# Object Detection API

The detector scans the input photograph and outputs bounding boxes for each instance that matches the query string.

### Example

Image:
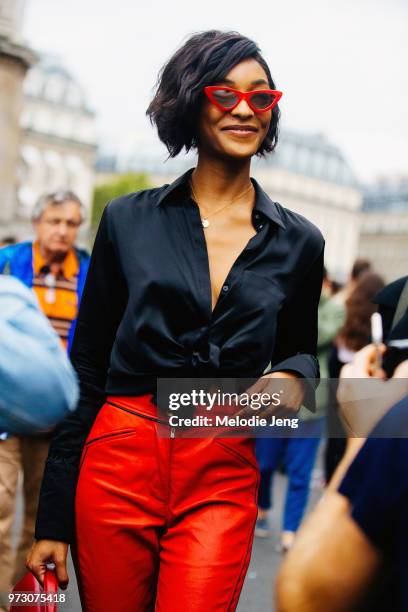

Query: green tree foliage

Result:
[92,172,151,229]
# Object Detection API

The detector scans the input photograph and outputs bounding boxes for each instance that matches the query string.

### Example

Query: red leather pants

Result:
[74,395,259,611]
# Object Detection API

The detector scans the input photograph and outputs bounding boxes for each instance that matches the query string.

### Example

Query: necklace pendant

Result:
[202,218,210,228]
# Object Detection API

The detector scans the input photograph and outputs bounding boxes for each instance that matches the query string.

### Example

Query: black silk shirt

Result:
[35,168,324,543]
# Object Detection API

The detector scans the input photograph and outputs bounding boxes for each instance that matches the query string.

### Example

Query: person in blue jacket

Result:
[0,190,90,353]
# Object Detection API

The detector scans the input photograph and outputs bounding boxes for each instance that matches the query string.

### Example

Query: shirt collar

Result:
[250,177,286,229]
[156,167,286,230]
[32,241,79,279]
[156,168,193,206]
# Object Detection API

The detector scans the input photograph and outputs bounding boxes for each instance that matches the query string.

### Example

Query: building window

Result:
[44,150,64,189]
[311,152,326,179]
[295,146,311,175]
[24,70,44,97]
[327,156,340,182]
[65,155,83,190]
[278,141,294,169]
[55,113,74,139]
[21,144,40,167]
[66,84,83,108]
[34,109,52,133]
[76,117,94,143]
[45,76,65,103]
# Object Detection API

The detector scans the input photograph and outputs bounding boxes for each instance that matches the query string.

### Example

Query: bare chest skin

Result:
[203,207,257,312]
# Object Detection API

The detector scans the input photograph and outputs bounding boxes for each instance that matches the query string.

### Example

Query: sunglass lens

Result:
[249,92,276,110]
[211,89,239,109]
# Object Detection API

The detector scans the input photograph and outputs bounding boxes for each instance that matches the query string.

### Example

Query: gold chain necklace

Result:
[190,180,254,229]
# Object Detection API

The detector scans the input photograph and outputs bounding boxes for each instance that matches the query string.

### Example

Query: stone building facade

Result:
[358,178,408,282]
[0,0,97,241]
[17,55,97,236]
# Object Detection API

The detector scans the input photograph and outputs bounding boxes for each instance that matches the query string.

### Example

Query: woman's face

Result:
[197,58,272,160]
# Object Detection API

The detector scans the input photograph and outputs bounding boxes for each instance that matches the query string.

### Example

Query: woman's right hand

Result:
[26,540,69,589]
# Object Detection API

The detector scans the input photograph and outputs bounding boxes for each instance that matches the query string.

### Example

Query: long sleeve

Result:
[35,205,128,543]
[264,243,325,408]
[0,277,78,435]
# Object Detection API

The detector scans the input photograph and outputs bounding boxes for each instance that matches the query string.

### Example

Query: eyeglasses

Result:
[204,86,282,113]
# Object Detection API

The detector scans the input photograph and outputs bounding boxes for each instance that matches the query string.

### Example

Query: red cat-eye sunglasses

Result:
[204,86,282,113]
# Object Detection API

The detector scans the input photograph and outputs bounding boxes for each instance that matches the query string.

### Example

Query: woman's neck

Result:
[191,154,253,211]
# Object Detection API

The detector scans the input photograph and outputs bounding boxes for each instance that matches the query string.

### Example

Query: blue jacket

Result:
[0,241,90,354]
[0,276,79,435]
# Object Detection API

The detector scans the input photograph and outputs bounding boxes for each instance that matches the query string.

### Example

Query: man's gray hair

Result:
[31,190,86,222]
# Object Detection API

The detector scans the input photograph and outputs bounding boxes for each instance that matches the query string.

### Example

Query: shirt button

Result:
[254,212,260,219]
[222,284,229,292]
[259,224,263,229]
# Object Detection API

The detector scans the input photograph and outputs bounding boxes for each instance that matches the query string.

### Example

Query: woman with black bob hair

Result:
[28,30,324,611]
[147,30,280,157]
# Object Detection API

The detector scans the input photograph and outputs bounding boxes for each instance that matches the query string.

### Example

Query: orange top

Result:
[32,241,79,349]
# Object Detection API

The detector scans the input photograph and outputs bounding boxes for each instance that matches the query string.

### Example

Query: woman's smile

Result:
[221,124,259,137]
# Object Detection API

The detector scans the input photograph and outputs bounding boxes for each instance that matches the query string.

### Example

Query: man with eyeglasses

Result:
[0,190,90,601]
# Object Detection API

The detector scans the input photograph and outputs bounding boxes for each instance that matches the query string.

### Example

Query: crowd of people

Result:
[254,259,391,545]
[0,28,407,612]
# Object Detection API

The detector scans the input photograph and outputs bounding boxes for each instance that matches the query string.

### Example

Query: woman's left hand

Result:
[235,371,304,419]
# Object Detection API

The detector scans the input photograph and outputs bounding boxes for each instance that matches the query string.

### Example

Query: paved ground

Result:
[13,459,324,611]
[238,468,323,612]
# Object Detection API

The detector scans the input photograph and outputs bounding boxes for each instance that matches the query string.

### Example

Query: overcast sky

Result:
[24,0,407,183]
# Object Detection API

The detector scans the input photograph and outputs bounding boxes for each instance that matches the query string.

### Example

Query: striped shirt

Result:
[32,241,79,349]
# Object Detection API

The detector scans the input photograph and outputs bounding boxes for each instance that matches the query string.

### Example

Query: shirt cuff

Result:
[264,354,320,412]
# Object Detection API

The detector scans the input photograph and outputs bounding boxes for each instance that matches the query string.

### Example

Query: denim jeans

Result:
[256,418,323,532]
